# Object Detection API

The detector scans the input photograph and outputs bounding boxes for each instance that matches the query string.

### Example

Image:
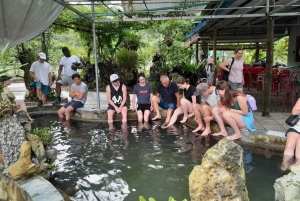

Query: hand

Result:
[242,80,245,85]
[35,79,40,82]
[71,65,77,70]
[132,106,136,111]
[150,105,154,111]
[56,76,61,81]
[49,81,53,87]
[115,107,121,113]
[219,107,226,114]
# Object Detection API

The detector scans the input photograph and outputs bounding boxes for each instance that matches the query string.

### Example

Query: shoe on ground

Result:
[37,101,43,106]
[52,99,61,105]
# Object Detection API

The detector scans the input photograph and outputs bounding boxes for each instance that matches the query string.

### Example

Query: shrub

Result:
[32,126,54,146]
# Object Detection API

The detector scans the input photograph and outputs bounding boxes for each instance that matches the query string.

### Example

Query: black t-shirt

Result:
[157,82,178,103]
[183,85,200,103]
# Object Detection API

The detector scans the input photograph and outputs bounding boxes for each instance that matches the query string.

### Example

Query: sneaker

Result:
[37,101,43,106]
[52,99,61,105]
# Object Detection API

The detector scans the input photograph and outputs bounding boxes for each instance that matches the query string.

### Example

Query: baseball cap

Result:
[38,52,46,60]
[0,75,12,82]
[194,83,209,96]
[110,74,119,82]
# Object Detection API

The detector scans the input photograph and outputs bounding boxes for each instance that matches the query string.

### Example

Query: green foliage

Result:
[123,32,142,51]
[181,59,205,75]
[139,196,187,201]
[47,162,56,170]
[115,48,139,70]
[32,126,54,146]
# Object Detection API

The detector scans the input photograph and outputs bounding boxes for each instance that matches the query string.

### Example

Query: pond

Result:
[32,115,286,201]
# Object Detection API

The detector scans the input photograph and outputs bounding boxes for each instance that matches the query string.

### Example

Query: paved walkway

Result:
[8,82,289,138]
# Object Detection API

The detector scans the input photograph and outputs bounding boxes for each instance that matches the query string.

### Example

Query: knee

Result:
[180,98,187,104]
[212,107,219,115]
[152,95,158,102]
[285,140,296,150]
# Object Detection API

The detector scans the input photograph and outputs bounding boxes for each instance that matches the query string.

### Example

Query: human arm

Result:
[132,94,136,110]
[57,65,63,80]
[175,92,180,107]
[48,72,53,86]
[292,98,300,115]
[120,84,127,108]
[29,71,40,82]
[191,95,197,104]
[219,60,230,72]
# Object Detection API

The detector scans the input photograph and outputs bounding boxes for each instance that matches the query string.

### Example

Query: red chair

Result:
[275,76,298,106]
[246,71,259,91]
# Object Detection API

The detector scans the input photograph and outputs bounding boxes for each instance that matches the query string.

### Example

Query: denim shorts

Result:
[228,80,243,90]
[34,82,49,95]
[63,100,84,111]
[158,99,176,110]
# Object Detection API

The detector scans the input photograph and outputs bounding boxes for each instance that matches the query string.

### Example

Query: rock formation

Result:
[189,138,249,201]
[274,165,300,201]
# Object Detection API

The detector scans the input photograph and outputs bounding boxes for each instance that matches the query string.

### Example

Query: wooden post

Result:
[196,39,199,65]
[262,0,275,116]
[212,28,217,86]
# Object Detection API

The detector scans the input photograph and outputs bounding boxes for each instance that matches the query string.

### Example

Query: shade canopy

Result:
[0,0,63,50]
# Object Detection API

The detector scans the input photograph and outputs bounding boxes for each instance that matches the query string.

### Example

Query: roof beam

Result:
[268,0,300,16]
[52,0,93,22]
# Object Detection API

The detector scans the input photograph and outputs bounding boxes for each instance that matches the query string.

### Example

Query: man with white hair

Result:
[29,52,52,106]
[151,75,180,127]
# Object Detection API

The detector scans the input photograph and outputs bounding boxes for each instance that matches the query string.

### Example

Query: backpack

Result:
[246,94,257,111]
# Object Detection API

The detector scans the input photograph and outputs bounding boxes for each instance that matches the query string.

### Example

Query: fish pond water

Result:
[32,115,286,201]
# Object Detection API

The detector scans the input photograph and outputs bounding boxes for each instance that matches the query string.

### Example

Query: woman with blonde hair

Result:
[212,80,255,140]
[162,77,199,128]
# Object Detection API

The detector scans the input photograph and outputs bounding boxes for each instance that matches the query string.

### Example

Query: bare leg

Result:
[163,107,183,128]
[162,108,174,127]
[137,110,143,122]
[151,96,161,120]
[212,107,228,137]
[36,87,43,101]
[42,94,47,104]
[201,105,213,136]
[15,100,32,121]
[144,110,151,122]
[107,109,115,123]
[57,107,66,119]
[180,98,193,123]
[222,110,246,140]
[65,106,74,120]
[121,106,128,123]
[55,83,62,97]
[192,104,205,133]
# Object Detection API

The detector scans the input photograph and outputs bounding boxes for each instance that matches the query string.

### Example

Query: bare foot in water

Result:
[212,131,228,137]
[152,115,161,121]
[161,122,169,128]
[227,133,242,140]
[180,116,189,123]
[192,125,205,133]
[201,129,211,136]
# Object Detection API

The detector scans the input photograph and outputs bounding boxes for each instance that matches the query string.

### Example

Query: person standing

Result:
[219,48,244,91]
[57,74,88,120]
[151,75,180,127]
[29,52,52,106]
[106,74,127,123]
[52,47,82,105]
[132,73,153,122]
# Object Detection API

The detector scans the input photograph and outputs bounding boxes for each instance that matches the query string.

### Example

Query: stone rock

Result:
[0,154,3,164]
[22,122,32,136]
[0,115,26,168]
[45,148,57,163]
[189,138,249,201]
[15,111,28,123]
[274,165,300,201]
[7,141,45,180]
[27,134,47,164]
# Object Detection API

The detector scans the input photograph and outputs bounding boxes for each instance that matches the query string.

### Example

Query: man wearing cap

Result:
[106,74,127,123]
[0,75,32,121]
[29,52,52,106]
[151,75,180,127]
[132,73,153,122]
[192,83,220,135]
[52,47,82,105]
[57,74,88,121]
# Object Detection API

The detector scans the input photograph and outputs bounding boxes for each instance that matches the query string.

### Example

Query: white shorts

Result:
[57,74,74,89]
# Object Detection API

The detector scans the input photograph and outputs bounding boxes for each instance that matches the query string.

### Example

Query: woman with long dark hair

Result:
[212,80,255,140]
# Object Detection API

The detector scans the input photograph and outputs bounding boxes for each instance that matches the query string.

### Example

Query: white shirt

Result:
[29,61,52,85]
[60,55,81,76]
[201,86,220,108]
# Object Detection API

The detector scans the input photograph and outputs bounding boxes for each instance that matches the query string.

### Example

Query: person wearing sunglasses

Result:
[106,74,127,123]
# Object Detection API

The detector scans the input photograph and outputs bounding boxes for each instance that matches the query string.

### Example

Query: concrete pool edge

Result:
[28,105,286,151]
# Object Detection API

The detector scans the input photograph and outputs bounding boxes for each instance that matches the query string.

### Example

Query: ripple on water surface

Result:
[33,115,286,201]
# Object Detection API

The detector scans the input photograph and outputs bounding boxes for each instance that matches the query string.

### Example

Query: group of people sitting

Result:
[106,72,256,140]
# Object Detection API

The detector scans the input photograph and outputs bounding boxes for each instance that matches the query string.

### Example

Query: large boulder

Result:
[274,165,300,201]
[27,134,47,165]
[189,138,249,201]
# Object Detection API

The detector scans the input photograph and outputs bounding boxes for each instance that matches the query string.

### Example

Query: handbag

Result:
[285,114,299,127]
[221,57,235,81]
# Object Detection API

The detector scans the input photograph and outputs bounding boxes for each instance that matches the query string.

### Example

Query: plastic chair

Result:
[275,77,298,106]
[246,71,259,91]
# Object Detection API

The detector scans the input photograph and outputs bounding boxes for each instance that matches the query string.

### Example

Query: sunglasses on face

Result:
[112,79,119,83]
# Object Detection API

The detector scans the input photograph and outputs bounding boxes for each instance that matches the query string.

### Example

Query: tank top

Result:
[109,83,124,107]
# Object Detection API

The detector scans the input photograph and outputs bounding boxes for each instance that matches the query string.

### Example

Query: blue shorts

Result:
[31,81,49,95]
[159,99,176,110]
[63,100,84,111]
[228,80,243,90]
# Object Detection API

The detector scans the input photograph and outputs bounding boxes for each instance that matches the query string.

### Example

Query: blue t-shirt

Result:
[133,82,153,104]
[157,82,178,103]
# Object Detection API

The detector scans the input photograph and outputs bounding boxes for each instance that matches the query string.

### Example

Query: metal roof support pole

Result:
[212,28,217,86]
[92,4,100,110]
[262,0,275,117]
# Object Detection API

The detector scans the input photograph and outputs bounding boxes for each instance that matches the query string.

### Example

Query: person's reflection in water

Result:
[121,122,129,150]
[59,118,71,133]
[107,123,116,150]
[188,135,210,162]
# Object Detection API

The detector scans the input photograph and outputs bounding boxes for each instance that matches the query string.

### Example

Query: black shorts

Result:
[108,103,127,111]
[137,103,151,113]
[286,127,300,137]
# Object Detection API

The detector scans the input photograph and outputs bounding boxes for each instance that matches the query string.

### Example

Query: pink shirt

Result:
[228,57,244,83]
